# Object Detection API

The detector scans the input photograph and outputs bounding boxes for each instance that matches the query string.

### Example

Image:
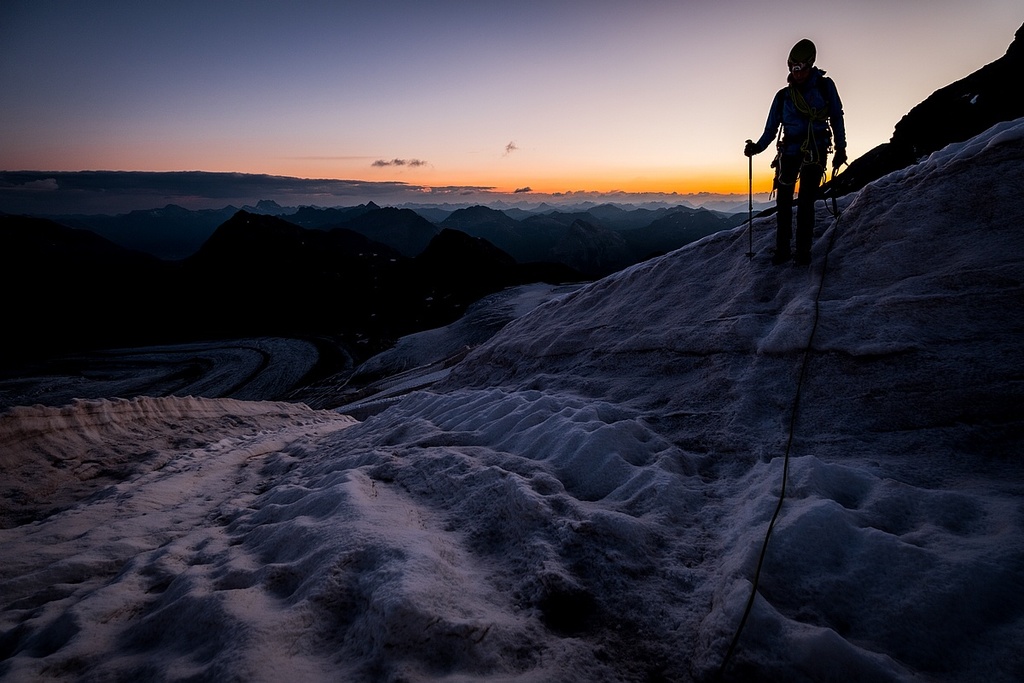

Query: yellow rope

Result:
[789,85,830,166]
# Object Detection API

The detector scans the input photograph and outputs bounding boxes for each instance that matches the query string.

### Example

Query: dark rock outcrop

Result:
[825,22,1023,197]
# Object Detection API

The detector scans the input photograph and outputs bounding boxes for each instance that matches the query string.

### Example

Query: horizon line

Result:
[1,168,776,215]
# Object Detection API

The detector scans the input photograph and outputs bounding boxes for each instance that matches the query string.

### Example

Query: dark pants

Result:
[776,154,824,257]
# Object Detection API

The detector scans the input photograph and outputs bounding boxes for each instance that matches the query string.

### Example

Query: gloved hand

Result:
[744,141,759,157]
[833,148,848,168]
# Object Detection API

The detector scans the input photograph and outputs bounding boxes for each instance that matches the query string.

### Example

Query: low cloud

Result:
[372,158,427,167]
[419,185,497,196]
[514,186,532,193]
[27,178,59,191]
[0,177,59,191]
[0,170,438,214]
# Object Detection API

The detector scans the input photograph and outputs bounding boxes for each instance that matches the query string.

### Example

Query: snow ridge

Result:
[0,396,355,529]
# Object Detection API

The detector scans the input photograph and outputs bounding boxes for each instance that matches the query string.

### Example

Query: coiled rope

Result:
[791,83,832,166]
[717,170,844,679]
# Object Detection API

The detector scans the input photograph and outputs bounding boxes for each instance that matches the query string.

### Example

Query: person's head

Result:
[788,38,816,84]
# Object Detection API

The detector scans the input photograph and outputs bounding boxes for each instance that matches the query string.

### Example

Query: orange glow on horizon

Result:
[343,166,779,198]
[485,174,778,197]
[47,153,781,201]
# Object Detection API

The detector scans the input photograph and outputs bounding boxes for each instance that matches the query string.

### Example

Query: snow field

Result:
[1,119,1023,682]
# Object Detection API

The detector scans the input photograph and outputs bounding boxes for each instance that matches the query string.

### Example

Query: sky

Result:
[1,0,1020,201]
[2,119,1023,681]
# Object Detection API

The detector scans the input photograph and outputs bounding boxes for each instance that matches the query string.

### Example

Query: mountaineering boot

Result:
[794,250,811,265]
[772,250,791,265]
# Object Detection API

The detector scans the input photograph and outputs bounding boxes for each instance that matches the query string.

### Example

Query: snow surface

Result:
[2,120,1023,682]
[321,283,584,417]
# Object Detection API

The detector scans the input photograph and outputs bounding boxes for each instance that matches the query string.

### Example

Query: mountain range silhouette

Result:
[2,22,1022,383]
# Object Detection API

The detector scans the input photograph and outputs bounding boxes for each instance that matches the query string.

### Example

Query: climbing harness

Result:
[766,76,834,202]
[718,168,845,679]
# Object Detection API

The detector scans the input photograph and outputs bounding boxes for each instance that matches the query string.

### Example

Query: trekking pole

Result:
[745,140,755,258]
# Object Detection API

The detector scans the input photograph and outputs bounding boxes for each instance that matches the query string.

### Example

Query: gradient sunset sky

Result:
[1,1,1019,199]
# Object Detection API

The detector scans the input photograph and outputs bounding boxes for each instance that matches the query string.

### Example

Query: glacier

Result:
[1,119,1023,682]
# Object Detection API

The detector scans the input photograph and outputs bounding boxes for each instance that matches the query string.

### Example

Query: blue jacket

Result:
[753,67,846,162]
